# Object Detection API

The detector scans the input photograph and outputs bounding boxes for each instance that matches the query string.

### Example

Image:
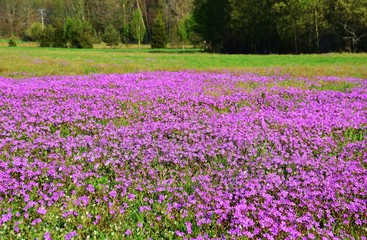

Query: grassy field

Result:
[0,45,366,78]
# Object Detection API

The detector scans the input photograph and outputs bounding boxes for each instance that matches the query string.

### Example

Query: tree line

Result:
[194,0,367,53]
[0,0,196,48]
[0,0,366,53]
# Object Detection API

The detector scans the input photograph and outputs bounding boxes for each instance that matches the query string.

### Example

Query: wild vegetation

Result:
[193,0,367,53]
[0,0,194,49]
[0,72,366,239]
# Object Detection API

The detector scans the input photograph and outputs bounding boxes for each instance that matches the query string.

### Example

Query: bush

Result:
[65,18,94,49]
[25,22,43,42]
[39,27,54,47]
[38,19,94,49]
[102,24,120,47]
[8,39,17,47]
[120,25,130,45]
[39,22,66,48]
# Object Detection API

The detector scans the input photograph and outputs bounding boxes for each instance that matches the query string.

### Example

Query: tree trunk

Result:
[314,8,320,53]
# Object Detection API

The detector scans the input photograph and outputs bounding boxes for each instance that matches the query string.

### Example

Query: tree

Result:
[63,0,85,19]
[228,0,279,53]
[193,0,279,53]
[193,0,231,52]
[25,22,43,42]
[273,0,331,53]
[18,0,37,36]
[44,0,65,26]
[0,0,19,36]
[273,0,308,53]
[306,0,330,53]
[177,16,189,49]
[119,0,131,45]
[102,24,121,47]
[159,0,193,44]
[192,0,345,53]
[151,12,167,48]
[84,0,121,35]
[334,0,367,52]
[64,18,94,48]
[130,6,145,48]
[1,0,365,53]
[39,20,66,48]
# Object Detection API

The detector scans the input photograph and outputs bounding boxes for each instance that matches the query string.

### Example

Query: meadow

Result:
[0,46,367,78]
[0,46,366,239]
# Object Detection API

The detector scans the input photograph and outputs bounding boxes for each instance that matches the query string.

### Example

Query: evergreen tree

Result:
[102,24,121,47]
[64,18,94,48]
[39,20,66,48]
[151,13,167,48]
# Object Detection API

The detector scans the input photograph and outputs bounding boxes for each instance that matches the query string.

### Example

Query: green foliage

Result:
[178,19,188,44]
[7,39,17,47]
[151,13,167,49]
[102,24,121,47]
[130,8,146,48]
[119,25,130,45]
[334,0,367,52]
[39,26,55,47]
[64,18,94,49]
[273,0,331,53]
[8,39,16,47]
[177,15,198,48]
[39,21,66,48]
[193,0,367,53]
[2,0,367,53]
[193,0,231,52]
[230,0,280,53]
[24,22,43,42]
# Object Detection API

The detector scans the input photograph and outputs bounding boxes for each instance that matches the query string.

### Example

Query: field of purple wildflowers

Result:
[0,71,366,239]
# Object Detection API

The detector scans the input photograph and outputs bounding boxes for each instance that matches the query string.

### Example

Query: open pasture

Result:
[1,47,367,78]
[0,71,366,239]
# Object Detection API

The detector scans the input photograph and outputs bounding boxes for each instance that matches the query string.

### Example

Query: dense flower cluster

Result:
[0,72,366,239]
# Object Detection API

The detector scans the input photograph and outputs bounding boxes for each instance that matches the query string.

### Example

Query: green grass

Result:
[0,45,366,78]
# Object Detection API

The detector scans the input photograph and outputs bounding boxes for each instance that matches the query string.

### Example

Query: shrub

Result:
[39,22,66,48]
[8,39,17,47]
[25,22,43,42]
[65,18,94,49]
[39,26,54,47]
[102,24,120,47]
[120,25,130,45]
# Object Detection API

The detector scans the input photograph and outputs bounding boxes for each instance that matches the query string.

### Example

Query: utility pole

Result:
[38,9,46,30]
